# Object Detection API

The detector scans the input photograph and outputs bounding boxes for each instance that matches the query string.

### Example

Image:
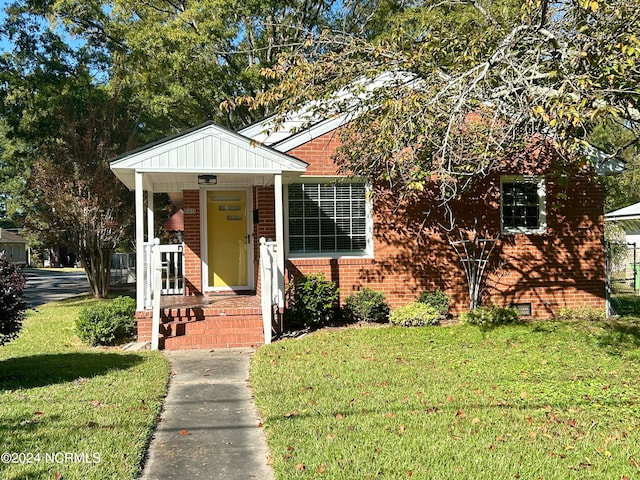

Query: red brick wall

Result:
[174,132,605,319]
[281,133,605,318]
[253,186,277,292]
[287,130,341,176]
[182,190,202,295]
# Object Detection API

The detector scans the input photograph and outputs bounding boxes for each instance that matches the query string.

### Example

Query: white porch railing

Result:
[259,237,279,344]
[143,242,184,309]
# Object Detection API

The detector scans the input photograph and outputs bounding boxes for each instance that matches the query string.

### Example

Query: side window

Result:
[501,176,546,234]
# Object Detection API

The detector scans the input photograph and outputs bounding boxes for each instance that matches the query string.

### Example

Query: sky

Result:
[0,1,10,53]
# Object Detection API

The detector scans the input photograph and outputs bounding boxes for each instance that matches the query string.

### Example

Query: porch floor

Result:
[160,292,261,310]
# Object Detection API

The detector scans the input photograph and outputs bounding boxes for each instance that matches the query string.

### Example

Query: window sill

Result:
[288,253,375,261]
[501,228,547,235]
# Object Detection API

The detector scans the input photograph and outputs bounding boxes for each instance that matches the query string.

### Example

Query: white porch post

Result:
[135,171,145,311]
[274,173,285,309]
[151,238,161,350]
[147,190,154,246]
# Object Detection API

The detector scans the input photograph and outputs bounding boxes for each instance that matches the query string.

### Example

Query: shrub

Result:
[460,304,521,328]
[0,256,27,346]
[285,273,340,329]
[343,288,390,323]
[76,296,136,346]
[389,302,440,327]
[555,306,606,322]
[417,290,450,318]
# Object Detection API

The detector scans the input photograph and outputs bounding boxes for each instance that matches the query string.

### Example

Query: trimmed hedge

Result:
[285,273,340,329]
[417,290,450,318]
[460,304,521,328]
[390,302,440,327]
[343,288,390,323]
[76,296,136,346]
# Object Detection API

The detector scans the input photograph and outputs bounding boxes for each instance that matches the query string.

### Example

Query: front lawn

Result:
[0,296,170,479]
[250,321,640,479]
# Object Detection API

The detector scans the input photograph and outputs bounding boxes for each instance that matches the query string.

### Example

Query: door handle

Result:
[246,234,252,244]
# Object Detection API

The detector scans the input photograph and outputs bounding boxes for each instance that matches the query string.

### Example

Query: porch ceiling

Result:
[110,121,307,192]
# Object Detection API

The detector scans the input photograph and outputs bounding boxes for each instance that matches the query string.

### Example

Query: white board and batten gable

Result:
[110,121,307,193]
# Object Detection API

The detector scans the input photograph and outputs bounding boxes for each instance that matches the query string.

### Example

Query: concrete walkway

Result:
[139,348,275,480]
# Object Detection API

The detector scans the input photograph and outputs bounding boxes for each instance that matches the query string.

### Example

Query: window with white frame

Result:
[287,182,371,256]
[500,175,546,234]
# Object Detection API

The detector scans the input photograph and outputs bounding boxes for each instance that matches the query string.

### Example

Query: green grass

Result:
[0,296,170,480]
[250,321,640,479]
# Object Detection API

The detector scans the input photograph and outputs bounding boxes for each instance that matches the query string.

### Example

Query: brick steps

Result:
[136,301,265,350]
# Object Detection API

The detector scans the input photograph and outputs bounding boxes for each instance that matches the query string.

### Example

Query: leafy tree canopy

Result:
[250,0,640,207]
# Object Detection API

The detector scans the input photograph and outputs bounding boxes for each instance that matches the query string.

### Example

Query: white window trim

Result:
[284,177,374,259]
[500,175,547,235]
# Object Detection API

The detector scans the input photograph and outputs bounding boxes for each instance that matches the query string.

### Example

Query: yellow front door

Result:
[207,191,248,288]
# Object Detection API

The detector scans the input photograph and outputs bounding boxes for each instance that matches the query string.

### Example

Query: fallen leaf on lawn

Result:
[267,456,274,465]
[179,429,190,435]
[284,411,298,418]
[399,424,406,433]
[456,409,466,418]
[471,417,481,424]
[447,395,454,402]
[33,411,43,416]
[295,463,305,471]
[335,413,345,420]
[317,464,326,473]
[91,400,101,407]
[326,433,336,439]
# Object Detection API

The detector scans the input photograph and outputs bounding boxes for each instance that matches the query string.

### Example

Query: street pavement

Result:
[22,269,91,308]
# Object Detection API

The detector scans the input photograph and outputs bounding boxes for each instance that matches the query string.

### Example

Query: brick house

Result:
[110,114,606,350]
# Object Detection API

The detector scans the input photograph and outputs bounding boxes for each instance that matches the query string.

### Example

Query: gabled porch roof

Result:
[110,121,307,193]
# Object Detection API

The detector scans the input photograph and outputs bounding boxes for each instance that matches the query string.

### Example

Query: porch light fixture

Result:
[198,174,217,185]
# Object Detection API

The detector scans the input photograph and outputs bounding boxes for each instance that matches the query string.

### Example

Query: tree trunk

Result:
[78,248,112,299]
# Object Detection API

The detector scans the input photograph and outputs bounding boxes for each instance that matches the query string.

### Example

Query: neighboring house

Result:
[111,114,606,349]
[605,202,640,245]
[604,202,640,291]
[0,228,28,266]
